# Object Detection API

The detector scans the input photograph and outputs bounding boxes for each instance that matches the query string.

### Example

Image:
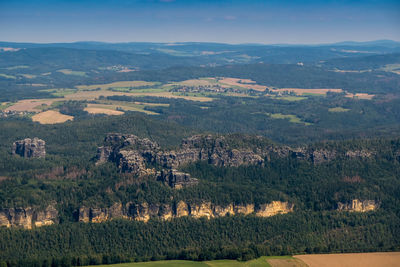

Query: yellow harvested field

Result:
[76,81,157,90]
[345,93,375,100]
[5,99,58,112]
[21,74,37,79]
[294,252,400,267]
[84,107,124,115]
[173,79,216,86]
[32,110,74,124]
[86,103,159,115]
[270,88,343,95]
[219,77,267,91]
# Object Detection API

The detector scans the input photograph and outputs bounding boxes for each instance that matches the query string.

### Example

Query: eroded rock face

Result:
[175,201,190,217]
[98,133,379,178]
[96,134,269,177]
[76,201,293,223]
[190,202,214,219]
[79,203,127,223]
[234,204,255,215]
[77,201,294,223]
[12,138,46,158]
[337,199,379,212]
[255,201,294,217]
[0,205,58,229]
[157,169,199,189]
[213,204,234,217]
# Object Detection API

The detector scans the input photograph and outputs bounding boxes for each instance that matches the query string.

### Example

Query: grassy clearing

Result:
[266,113,312,126]
[90,256,308,267]
[110,88,167,93]
[57,69,87,77]
[77,81,160,91]
[270,96,307,101]
[32,110,74,124]
[62,89,213,102]
[328,107,350,112]
[171,78,217,87]
[345,93,375,100]
[40,88,77,97]
[0,102,15,111]
[155,48,192,57]
[270,88,343,95]
[3,65,29,70]
[0,73,16,79]
[380,64,400,74]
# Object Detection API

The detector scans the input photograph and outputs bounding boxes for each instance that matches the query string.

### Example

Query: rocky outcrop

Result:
[345,150,375,159]
[96,133,381,180]
[12,138,46,158]
[0,205,58,229]
[79,203,127,223]
[337,199,379,212]
[157,169,199,189]
[96,134,269,177]
[77,201,293,223]
[255,201,294,217]
[311,149,337,164]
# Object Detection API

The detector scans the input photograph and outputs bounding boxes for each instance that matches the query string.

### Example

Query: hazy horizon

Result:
[1,0,399,44]
[1,39,400,46]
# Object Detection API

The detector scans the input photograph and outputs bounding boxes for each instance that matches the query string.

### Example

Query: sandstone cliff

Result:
[77,201,294,223]
[337,199,379,212]
[0,205,58,229]
[96,134,268,178]
[12,137,46,158]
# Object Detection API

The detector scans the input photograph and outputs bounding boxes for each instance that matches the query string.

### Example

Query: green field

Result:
[270,95,307,101]
[0,73,16,79]
[3,65,29,70]
[109,88,167,93]
[40,88,77,97]
[57,69,87,76]
[90,256,303,267]
[328,107,350,112]
[77,81,160,91]
[266,113,312,125]
[0,102,15,110]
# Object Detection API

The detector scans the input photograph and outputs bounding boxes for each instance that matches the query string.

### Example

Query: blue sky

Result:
[0,0,399,44]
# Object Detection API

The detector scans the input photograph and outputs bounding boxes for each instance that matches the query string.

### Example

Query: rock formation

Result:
[255,201,294,217]
[97,133,379,178]
[77,201,294,223]
[0,205,58,229]
[337,199,379,212]
[12,137,46,158]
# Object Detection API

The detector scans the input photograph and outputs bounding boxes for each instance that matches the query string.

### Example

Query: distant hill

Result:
[1,40,400,66]
[320,53,400,71]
